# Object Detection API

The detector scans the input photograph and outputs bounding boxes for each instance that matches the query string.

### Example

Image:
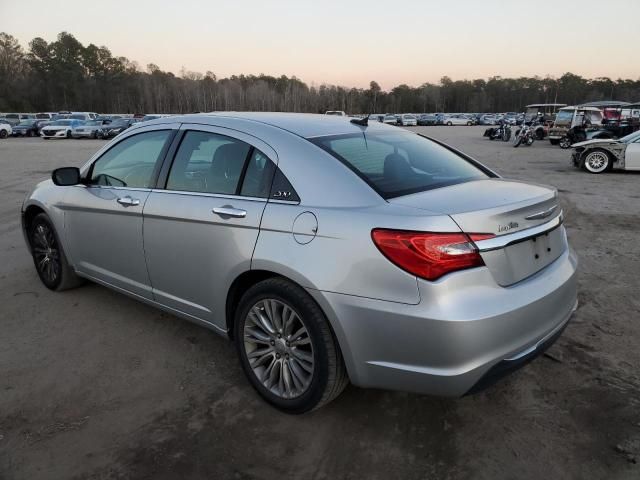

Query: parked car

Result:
[11,120,41,137]
[480,114,497,125]
[399,114,417,126]
[40,119,83,139]
[102,118,139,138]
[325,111,346,116]
[368,114,384,123]
[445,114,474,126]
[383,114,397,125]
[68,112,99,122]
[3,113,34,126]
[21,113,578,413]
[0,121,12,138]
[71,120,107,139]
[95,115,123,125]
[35,113,56,120]
[140,114,171,122]
[571,130,640,173]
[418,114,438,125]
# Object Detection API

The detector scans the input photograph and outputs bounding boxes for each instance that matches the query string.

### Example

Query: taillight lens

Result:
[371,229,492,281]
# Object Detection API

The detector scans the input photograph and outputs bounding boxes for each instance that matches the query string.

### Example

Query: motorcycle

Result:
[483,123,511,141]
[513,123,535,148]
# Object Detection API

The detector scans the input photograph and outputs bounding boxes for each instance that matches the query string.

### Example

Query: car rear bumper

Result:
[308,246,578,397]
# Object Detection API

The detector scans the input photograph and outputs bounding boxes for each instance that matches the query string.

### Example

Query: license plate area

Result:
[479,226,567,286]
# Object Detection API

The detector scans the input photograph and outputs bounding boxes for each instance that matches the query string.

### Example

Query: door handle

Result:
[212,206,247,218]
[117,196,140,207]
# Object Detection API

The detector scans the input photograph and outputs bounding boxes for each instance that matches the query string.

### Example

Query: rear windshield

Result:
[309,131,490,199]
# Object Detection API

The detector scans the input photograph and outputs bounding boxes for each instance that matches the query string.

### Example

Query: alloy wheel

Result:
[243,298,314,399]
[584,151,609,173]
[31,223,61,285]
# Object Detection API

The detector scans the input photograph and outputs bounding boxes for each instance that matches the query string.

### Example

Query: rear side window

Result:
[309,131,489,199]
[166,131,251,195]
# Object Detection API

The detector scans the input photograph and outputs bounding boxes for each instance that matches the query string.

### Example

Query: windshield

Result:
[110,120,129,127]
[309,131,490,199]
[84,121,101,126]
[620,130,640,143]
[50,120,73,126]
[17,121,33,126]
[555,110,574,125]
[69,114,86,120]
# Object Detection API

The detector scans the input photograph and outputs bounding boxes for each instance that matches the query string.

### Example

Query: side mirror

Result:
[52,167,81,186]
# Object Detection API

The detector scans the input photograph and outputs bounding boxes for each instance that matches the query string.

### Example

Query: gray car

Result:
[21,113,578,413]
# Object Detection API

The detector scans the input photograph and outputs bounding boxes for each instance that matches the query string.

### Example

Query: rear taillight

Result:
[371,229,493,281]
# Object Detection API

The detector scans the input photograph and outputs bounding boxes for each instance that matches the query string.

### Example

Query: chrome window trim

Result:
[73,184,153,193]
[149,188,268,203]
[474,212,563,252]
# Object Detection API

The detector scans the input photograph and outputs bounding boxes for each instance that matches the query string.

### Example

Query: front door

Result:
[624,138,640,170]
[63,128,174,298]
[143,125,277,329]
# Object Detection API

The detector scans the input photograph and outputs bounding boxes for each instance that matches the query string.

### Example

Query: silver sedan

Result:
[21,113,578,413]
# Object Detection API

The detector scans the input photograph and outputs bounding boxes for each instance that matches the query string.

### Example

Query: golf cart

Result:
[548,106,614,148]
[524,104,566,140]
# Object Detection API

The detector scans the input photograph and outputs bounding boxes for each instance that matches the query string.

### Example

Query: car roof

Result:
[137,112,391,138]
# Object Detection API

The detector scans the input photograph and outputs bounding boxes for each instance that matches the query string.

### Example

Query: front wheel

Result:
[235,278,348,413]
[583,149,611,174]
[29,213,83,291]
[447,121,452,126]
[0,129,7,139]
[559,136,572,149]
[502,131,511,142]
[66,130,72,139]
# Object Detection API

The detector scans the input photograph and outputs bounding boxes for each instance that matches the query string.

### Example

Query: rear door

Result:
[142,124,278,329]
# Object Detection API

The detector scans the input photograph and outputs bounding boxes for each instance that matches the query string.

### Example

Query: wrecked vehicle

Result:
[571,130,640,173]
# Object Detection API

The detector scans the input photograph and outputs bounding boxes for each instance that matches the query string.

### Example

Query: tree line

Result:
[1,31,639,115]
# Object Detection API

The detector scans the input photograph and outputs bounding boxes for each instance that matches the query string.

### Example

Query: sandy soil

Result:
[0,128,638,479]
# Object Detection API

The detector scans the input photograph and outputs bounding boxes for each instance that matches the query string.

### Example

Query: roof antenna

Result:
[351,100,372,127]
[351,115,368,127]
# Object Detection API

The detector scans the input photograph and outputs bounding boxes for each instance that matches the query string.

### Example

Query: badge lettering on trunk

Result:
[498,221,519,233]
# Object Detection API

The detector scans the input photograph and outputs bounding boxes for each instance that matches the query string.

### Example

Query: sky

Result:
[1,0,639,90]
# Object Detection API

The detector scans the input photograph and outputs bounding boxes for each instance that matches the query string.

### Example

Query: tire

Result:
[535,128,545,140]
[92,131,97,139]
[466,122,472,126]
[559,136,572,149]
[66,130,72,139]
[583,149,611,174]
[549,139,560,145]
[502,131,511,142]
[27,130,33,137]
[0,129,7,139]
[235,277,348,413]
[526,136,534,146]
[29,213,84,291]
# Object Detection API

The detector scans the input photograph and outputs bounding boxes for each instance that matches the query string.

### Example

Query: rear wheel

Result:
[583,149,611,174]
[559,136,572,149]
[235,278,348,413]
[447,121,452,126]
[29,213,83,291]
[0,129,7,139]
[66,130,72,139]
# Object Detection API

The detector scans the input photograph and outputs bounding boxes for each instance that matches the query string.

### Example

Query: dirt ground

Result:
[1,127,639,480]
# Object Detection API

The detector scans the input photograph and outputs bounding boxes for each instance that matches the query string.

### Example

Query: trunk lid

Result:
[389,179,566,286]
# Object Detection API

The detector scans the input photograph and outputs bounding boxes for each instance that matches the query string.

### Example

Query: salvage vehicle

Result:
[571,130,640,173]
[417,114,438,125]
[21,113,578,413]
[399,114,418,126]
[0,121,12,138]
[40,119,83,139]
[102,118,139,138]
[71,120,106,139]
[445,114,473,126]
[11,120,41,137]
[548,106,612,147]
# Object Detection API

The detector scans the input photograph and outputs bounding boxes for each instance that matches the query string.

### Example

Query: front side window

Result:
[310,131,489,199]
[90,130,170,188]
[166,131,251,195]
